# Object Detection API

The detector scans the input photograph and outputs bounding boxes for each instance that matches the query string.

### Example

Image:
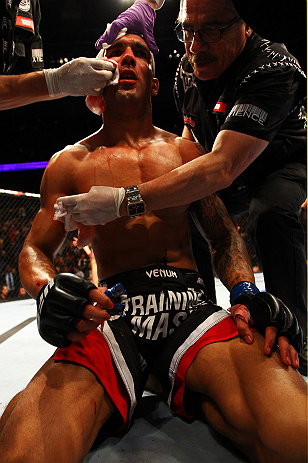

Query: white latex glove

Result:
[84,55,120,116]
[43,57,116,97]
[55,186,126,228]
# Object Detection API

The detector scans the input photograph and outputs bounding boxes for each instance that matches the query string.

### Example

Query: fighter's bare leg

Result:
[186,332,307,463]
[0,357,116,463]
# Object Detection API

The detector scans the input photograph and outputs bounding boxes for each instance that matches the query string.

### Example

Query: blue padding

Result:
[230,281,259,306]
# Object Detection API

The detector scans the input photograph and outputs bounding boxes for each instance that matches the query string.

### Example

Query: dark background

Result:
[0,0,306,194]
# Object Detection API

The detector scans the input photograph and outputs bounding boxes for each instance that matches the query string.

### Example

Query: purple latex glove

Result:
[95,0,159,54]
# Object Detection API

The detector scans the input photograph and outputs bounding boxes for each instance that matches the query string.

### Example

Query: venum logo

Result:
[146,268,178,278]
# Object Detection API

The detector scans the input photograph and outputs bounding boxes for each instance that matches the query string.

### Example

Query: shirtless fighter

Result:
[0,33,306,463]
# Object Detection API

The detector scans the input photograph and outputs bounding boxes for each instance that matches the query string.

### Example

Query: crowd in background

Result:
[0,195,96,302]
[0,222,94,303]
[0,194,264,304]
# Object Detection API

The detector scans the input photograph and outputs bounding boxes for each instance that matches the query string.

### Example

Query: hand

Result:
[95,0,159,54]
[55,186,126,228]
[232,304,300,368]
[43,57,116,97]
[84,54,119,115]
[37,273,114,348]
[67,286,114,343]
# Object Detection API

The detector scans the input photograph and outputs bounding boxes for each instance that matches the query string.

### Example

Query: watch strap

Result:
[124,185,146,218]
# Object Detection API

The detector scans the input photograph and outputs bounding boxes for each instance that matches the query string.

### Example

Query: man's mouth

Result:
[190,54,217,66]
[119,69,137,81]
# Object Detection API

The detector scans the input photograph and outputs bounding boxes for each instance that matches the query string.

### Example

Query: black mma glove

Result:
[37,273,97,348]
[234,292,303,353]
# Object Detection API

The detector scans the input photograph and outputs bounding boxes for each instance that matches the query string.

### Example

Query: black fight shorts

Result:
[54,265,239,431]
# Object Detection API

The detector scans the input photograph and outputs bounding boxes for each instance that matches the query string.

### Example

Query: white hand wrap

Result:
[44,57,116,97]
[54,186,126,229]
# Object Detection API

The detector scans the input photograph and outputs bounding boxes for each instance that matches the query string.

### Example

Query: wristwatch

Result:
[124,185,146,218]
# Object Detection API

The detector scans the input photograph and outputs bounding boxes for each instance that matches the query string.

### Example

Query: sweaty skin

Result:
[21,126,242,285]
[1,34,304,463]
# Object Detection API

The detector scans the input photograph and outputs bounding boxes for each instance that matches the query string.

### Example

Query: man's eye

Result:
[204,27,219,32]
[136,50,149,60]
[108,49,122,58]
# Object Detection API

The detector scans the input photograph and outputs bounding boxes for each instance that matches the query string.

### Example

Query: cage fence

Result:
[0,189,93,302]
[0,188,261,302]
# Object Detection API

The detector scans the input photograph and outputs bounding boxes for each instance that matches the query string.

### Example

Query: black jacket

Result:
[1,0,43,75]
[174,33,306,190]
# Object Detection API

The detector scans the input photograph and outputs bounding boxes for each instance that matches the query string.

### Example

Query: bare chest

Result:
[72,143,183,194]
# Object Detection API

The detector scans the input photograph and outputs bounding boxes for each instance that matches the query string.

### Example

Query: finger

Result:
[289,345,300,369]
[56,194,83,206]
[64,205,78,215]
[96,23,120,47]
[92,61,115,72]
[234,317,254,344]
[89,286,114,307]
[264,325,277,356]
[67,329,92,342]
[74,317,101,332]
[92,70,114,83]
[85,87,101,97]
[82,302,112,321]
[277,335,292,367]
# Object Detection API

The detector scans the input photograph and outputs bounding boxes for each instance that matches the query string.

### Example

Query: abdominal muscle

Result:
[75,132,199,279]
[92,207,197,280]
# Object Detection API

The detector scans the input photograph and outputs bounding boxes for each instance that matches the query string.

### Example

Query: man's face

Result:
[2,286,8,296]
[180,0,251,81]
[103,34,158,104]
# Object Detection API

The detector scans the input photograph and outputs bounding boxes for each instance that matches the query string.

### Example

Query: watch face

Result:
[128,201,146,217]
[125,185,146,217]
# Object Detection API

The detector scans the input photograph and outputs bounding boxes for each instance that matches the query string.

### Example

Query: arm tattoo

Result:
[37,253,56,276]
[194,142,207,156]
[190,194,254,291]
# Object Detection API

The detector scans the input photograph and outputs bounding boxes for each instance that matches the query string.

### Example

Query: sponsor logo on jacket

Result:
[184,114,196,128]
[226,103,268,126]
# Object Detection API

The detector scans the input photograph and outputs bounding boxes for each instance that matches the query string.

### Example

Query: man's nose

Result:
[121,47,136,65]
[188,33,209,54]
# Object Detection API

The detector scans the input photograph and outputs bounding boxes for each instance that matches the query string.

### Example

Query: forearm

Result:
[19,242,56,299]
[120,131,268,215]
[0,72,57,111]
[190,196,255,292]
[119,153,231,215]
[212,232,255,291]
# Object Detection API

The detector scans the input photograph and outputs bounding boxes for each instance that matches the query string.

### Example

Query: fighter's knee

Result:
[0,391,40,463]
[256,411,307,463]
[0,391,23,431]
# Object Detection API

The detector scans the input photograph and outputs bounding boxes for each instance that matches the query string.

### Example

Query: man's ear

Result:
[151,78,159,96]
[245,24,253,38]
